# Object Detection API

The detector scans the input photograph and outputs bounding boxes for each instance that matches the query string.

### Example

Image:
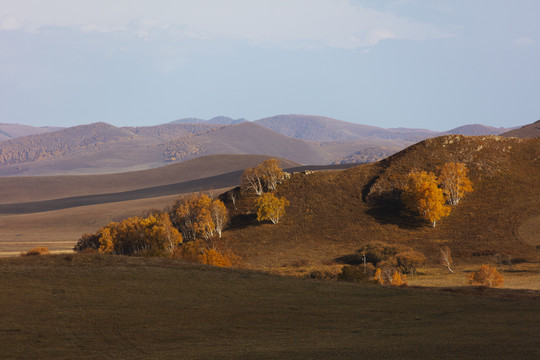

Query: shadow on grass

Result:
[228,213,258,230]
[365,205,425,230]
[335,254,362,265]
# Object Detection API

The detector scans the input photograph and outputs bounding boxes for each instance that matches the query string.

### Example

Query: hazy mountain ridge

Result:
[0,116,534,176]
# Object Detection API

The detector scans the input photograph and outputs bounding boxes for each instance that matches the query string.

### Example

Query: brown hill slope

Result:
[224,135,540,268]
[501,119,540,138]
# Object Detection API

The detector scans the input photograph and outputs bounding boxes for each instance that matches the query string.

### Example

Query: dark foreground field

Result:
[1,255,538,359]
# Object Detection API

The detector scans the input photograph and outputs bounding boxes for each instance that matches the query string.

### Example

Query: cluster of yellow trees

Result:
[97,213,182,256]
[75,159,292,263]
[402,162,473,227]
[242,159,290,225]
[170,193,229,242]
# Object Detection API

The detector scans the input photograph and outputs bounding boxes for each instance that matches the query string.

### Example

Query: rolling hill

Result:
[0,154,300,205]
[0,121,338,176]
[0,116,533,176]
[222,135,540,269]
[501,119,540,138]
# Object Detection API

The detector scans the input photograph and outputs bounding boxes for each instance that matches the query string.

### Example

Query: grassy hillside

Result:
[223,136,540,269]
[0,254,538,359]
[502,119,540,138]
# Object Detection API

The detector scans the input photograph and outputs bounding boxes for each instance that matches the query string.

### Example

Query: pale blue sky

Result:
[1,0,538,130]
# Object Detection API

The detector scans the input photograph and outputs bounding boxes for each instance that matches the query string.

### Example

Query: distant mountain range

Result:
[0,114,530,176]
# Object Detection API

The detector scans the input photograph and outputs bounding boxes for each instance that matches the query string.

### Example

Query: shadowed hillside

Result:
[223,136,540,268]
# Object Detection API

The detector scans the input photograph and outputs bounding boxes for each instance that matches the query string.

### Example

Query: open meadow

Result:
[0,254,539,359]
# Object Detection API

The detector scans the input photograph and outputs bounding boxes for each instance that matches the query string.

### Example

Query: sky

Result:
[1,0,539,131]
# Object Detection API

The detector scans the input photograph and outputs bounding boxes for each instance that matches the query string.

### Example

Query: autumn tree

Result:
[258,159,285,191]
[402,169,451,227]
[171,193,228,242]
[255,192,289,224]
[211,199,229,238]
[468,264,504,288]
[241,159,286,195]
[439,162,473,205]
[440,246,454,273]
[97,213,182,255]
[241,166,264,195]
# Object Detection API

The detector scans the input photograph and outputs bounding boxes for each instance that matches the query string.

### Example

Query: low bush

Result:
[395,250,427,274]
[468,264,504,288]
[73,233,100,252]
[338,264,375,283]
[172,239,241,268]
[356,243,398,266]
[22,247,50,256]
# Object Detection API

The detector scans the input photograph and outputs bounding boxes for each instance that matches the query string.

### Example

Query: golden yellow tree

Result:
[403,170,451,227]
[193,194,215,240]
[98,213,182,255]
[255,193,289,224]
[210,199,229,238]
[259,159,285,191]
[439,162,473,205]
[241,159,286,195]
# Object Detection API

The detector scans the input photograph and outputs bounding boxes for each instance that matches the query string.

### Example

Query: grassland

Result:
[0,254,538,359]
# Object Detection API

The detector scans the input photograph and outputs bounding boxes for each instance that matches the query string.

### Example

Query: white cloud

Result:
[513,37,535,47]
[0,0,451,48]
[0,16,20,30]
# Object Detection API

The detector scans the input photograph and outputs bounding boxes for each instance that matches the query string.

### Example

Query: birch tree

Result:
[402,170,451,227]
[439,162,473,205]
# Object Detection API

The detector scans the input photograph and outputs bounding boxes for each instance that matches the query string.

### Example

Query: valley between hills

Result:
[0,116,539,359]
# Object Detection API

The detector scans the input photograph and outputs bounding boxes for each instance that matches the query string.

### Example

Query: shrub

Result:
[172,239,241,268]
[74,233,101,252]
[356,243,398,266]
[338,265,373,283]
[468,264,504,288]
[395,250,427,275]
[373,266,408,286]
[22,247,50,256]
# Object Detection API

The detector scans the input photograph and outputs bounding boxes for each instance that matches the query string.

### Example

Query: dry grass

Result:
[0,254,538,359]
[224,136,540,271]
